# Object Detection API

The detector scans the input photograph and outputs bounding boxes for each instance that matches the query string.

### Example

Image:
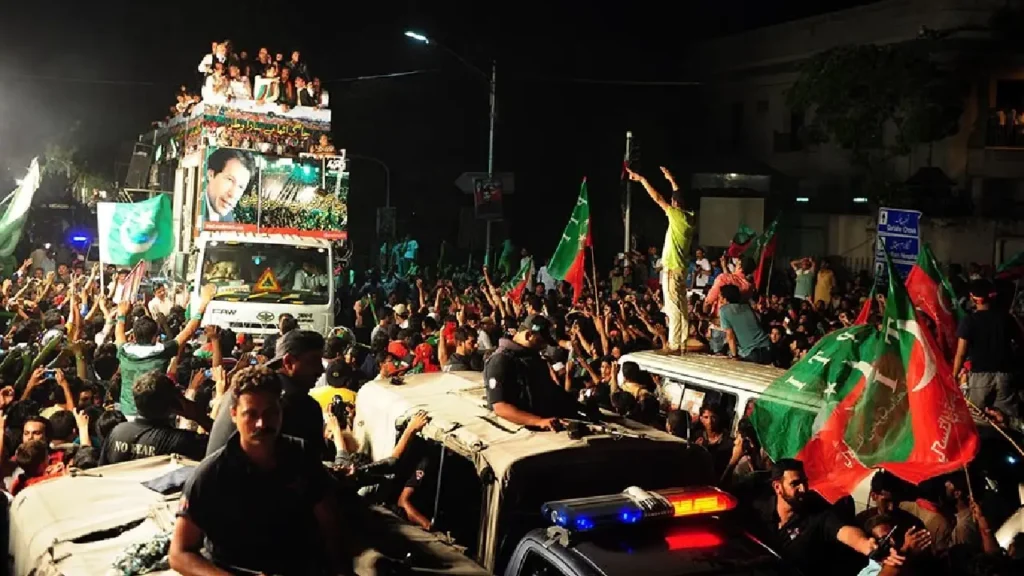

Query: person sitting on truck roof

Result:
[483,314,584,430]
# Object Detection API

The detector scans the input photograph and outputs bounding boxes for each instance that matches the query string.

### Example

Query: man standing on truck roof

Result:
[626,166,693,354]
[204,147,255,223]
[483,315,582,430]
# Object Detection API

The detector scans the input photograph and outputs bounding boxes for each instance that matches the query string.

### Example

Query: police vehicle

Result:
[504,485,789,576]
[353,370,727,574]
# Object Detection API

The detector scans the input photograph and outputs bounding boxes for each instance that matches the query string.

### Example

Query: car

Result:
[503,485,791,576]
[352,370,717,574]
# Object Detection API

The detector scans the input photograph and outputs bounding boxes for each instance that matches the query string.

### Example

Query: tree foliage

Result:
[787,43,966,166]
[40,122,112,202]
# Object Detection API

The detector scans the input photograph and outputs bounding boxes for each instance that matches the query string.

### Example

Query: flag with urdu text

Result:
[726,224,757,259]
[996,250,1024,280]
[503,256,533,302]
[0,158,42,258]
[904,243,964,361]
[97,195,175,266]
[547,179,591,302]
[113,260,146,304]
[751,251,977,502]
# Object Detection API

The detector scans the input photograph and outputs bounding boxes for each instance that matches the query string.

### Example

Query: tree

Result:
[787,43,967,202]
[40,123,113,205]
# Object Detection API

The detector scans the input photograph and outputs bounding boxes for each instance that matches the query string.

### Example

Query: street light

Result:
[405,30,498,264]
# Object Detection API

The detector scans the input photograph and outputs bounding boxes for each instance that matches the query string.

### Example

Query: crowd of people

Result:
[164,40,330,121]
[2,186,1023,574]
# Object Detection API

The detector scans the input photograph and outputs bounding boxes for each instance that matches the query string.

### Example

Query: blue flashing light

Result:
[71,236,88,243]
[575,517,594,531]
[620,509,642,524]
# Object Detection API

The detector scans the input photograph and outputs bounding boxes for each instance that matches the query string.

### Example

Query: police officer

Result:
[169,366,350,576]
[483,315,582,429]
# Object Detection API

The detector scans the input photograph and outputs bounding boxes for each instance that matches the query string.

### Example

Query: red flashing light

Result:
[664,529,724,550]
[661,488,737,518]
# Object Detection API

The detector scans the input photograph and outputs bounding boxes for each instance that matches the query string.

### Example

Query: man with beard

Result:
[169,366,350,576]
[748,459,879,575]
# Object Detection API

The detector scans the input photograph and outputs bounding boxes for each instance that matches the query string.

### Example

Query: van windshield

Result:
[201,241,331,304]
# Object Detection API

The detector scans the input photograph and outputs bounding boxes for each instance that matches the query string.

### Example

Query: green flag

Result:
[547,179,591,302]
[97,195,175,266]
[0,158,42,258]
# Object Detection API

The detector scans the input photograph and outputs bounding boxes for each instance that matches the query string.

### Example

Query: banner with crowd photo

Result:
[200,146,348,240]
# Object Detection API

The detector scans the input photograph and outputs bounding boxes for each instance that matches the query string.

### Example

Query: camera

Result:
[330,395,351,429]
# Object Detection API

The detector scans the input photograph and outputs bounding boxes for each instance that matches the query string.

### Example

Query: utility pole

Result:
[623,131,633,254]
[485,60,497,266]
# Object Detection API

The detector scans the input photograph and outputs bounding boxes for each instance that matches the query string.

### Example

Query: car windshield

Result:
[201,241,331,304]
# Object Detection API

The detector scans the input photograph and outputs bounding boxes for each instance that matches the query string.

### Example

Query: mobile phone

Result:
[204,369,213,379]
[249,357,258,365]
[42,369,56,379]
[869,525,898,561]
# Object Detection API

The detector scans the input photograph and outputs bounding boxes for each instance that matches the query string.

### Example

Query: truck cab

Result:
[194,231,334,336]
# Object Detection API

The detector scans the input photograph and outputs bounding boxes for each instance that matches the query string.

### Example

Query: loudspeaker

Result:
[124,143,153,189]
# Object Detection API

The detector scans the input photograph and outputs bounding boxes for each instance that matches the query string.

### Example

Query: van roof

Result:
[619,350,823,411]
[355,370,689,481]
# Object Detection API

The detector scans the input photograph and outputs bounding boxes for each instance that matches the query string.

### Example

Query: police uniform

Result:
[177,433,332,575]
[483,316,580,419]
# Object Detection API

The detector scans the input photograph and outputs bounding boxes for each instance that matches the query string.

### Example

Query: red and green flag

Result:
[751,252,978,502]
[854,285,876,326]
[904,243,964,361]
[996,250,1024,280]
[503,256,533,302]
[547,179,591,303]
[726,224,757,259]
[752,216,780,290]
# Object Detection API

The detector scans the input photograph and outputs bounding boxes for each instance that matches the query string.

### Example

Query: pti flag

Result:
[750,252,977,502]
[547,179,591,303]
[98,195,174,266]
[726,224,757,259]
[503,257,533,302]
[904,243,963,361]
[0,158,42,258]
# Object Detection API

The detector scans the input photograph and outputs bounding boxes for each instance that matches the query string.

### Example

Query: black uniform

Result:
[483,338,580,419]
[177,433,332,575]
[99,418,207,465]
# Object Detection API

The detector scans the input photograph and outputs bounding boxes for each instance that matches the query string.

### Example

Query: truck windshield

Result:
[201,241,331,304]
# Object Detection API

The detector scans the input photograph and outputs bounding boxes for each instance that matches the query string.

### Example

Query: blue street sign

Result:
[877,208,921,237]
[874,259,916,286]
[875,235,920,263]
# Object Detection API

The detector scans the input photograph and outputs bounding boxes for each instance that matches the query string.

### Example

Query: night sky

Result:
[0,0,879,266]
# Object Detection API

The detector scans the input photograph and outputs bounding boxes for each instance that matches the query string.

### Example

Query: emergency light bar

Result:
[542,486,737,532]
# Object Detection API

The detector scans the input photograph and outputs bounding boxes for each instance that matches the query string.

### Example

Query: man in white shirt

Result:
[293,263,327,291]
[536,260,558,293]
[147,284,174,317]
[692,248,712,289]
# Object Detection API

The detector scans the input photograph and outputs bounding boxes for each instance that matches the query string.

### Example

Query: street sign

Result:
[455,172,515,194]
[877,208,921,237]
[875,235,920,263]
[875,207,922,285]
[473,177,503,220]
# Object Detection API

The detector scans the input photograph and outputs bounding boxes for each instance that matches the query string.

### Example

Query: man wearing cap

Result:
[483,315,581,429]
[626,166,693,353]
[206,330,327,457]
[953,279,1023,416]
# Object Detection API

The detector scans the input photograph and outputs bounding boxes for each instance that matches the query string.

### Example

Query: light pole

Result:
[348,153,391,208]
[406,30,497,264]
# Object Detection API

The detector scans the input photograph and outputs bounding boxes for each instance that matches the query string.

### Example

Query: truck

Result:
[141,100,349,336]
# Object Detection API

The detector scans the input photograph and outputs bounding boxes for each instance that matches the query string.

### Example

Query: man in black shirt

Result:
[169,366,349,576]
[396,448,438,531]
[207,330,326,457]
[483,315,582,430]
[442,326,482,372]
[953,279,1023,416]
[99,370,210,465]
[746,459,877,576]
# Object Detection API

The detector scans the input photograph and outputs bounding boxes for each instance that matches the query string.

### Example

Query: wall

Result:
[783,212,1024,269]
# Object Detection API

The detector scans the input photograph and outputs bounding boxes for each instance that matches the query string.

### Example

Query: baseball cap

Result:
[518,314,557,346]
[265,330,326,368]
[324,358,355,388]
[393,303,409,317]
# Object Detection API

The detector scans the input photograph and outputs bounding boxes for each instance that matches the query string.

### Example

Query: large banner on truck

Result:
[200,146,348,239]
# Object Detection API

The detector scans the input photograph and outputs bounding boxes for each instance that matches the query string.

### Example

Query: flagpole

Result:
[765,256,775,296]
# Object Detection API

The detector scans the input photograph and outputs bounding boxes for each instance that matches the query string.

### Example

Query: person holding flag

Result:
[626,166,693,353]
